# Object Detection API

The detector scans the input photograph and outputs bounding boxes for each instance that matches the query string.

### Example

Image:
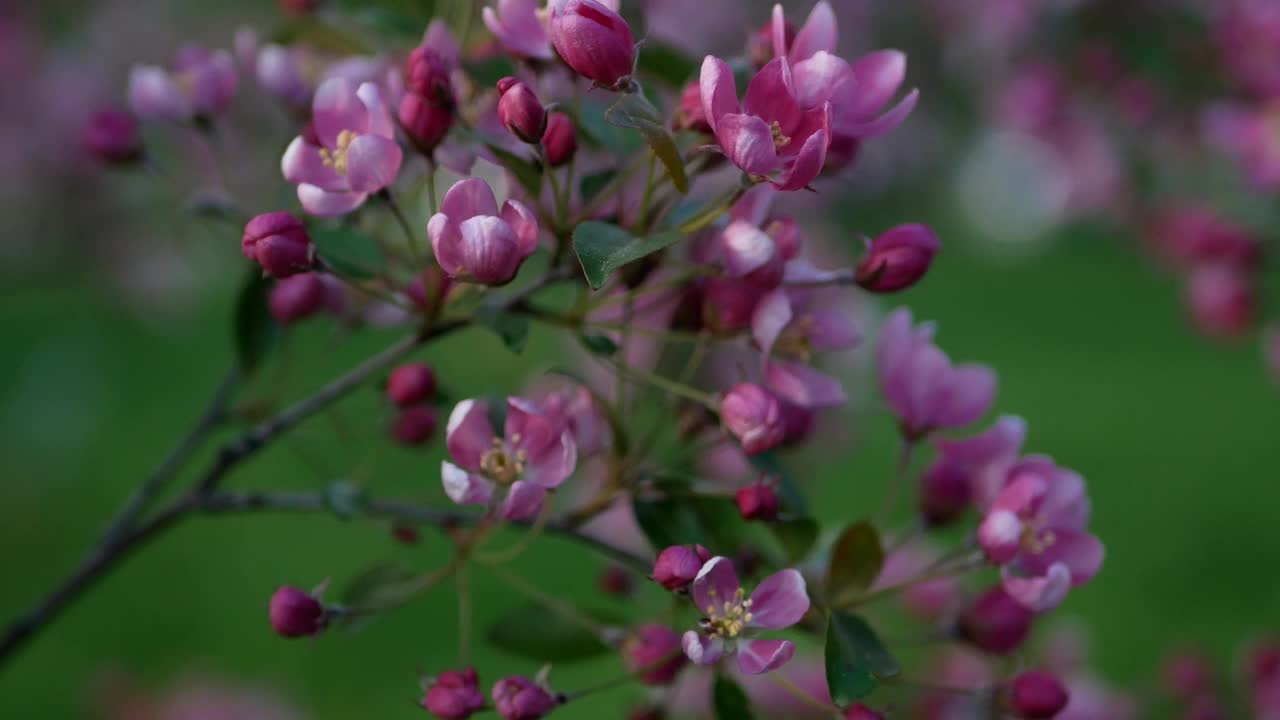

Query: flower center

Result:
[319,129,358,175]
[480,436,527,485]
[700,587,753,639]
[775,314,815,360]
[770,121,792,151]
[1019,516,1056,555]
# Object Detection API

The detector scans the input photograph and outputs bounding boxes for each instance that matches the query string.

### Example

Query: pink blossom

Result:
[128,45,238,122]
[977,458,1103,611]
[653,544,712,590]
[491,676,556,720]
[269,273,343,324]
[960,586,1035,655]
[428,178,539,285]
[720,383,786,456]
[533,385,609,456]
[423,669,485,719]
[255,44,310,107]
[496,77,547,144]
[1005,670,1069,719]
[483,0,554,60]
[400,38,456,154]
[442,397,577,521]
[877,308,997,439]
[547,0,636,90]
[700,55,831,190]
[854,224,941,293]
[1216,0,1280,99]
[281,79,402,216]
[241,212,313,278]
[1146,205,1261,272]
[268,586,325,638]
[681,556,809,675]
[1204,101,1280,192]
[921,415,1027,521]
[386,363,437,408]
[623,624,688,685]
[752,287,861,408]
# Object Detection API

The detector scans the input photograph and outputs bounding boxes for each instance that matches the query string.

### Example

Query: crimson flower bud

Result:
[392,406,438,446]
[548,0,636,89]
[1004,671,1069,719]
[497,77,547,144]
[720,383,786,456]
[386,363,437,407]
[919,462,970,526]
[1186,263,1257,339]
[424,668,485,720]
[960,587,1035,655]
[844,704,885,720]
[736,482,780,522]
[491,676,557,720]
[242,212,313,278]
[542,112,577,167]
[855,224,940,293]
[652,544,710,590]
[673,82,711,134]
[622,624,687,685]
[400,47,455,153]
[84,108,142,165]
[270,274,327,324]
[597,565,635,597]
[268,586,325,638]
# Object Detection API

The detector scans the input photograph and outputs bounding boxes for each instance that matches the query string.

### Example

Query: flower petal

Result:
[501,199,540,257]
[692,556,741,614]
[773,127,828,191]
[297,185,367,216]
[722,220,778,278]
[790,0,836,61]
[744,58,801,134]
[356,81,395,139]
[717,113,779,177]
[700,55,739,134]
[752,289,793,355]
[729,184,778,227]
[736,638,796,675]
[805,307,862,351]
[1019,529,1104,586]
[682,631,724,666]
[791,51,851,110]
[1002,562,1072,612]
[313,78,366,148]
[500,480,547,521]
[441,177,500,221]
[522,431,578,489]
[429,213,465,276]
[445,399,495,470]
[839,88,919,138]
[127,66,191,121]
[934,363,997,429]
[282,136,347,191]
[765,360,847,408]
[746,569,809,629]
[442,461,495,506]
[459,216,522,285]
[344,133,403,193]
[847,50,906,120]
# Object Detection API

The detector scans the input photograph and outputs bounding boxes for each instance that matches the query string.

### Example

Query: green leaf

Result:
[572,221,684,289]
[339,564,426,615]
[632,495,746,550]
[485,143,542,199]
[772,517,820,564]
[825,611,900,704]
[486,604,613,663]
[576,102,644,155]
[325,481,368,519]
[233,268,277,376]
[579,169,618,207]
[712,675,754,720]
[578,333,619,356]
[310,225,386,280]
[606,93,689,194]
[638,42,699,86]
[475,304,531,354]
[827,521,885,597]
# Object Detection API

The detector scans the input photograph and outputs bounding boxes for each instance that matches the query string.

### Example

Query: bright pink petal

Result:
[297,185,367,216]
[791,51,851,110]
[682,631,724,665]
[344,133,402,193]
[736,639,796,675]
[692,556,741,614]
[752,289,793,355]
[700,55,739,133]
[717,113,779,177]
[840,88,919,138]
[446,399,495,470]
[282,136,347,191]
[1002,563,1072,612]
[313,78,367,148]
[773,127,827,191]
[747,569,809,629]
[790,0,837,61]
[766,360,846,408]
[500,481,547,521]
[722,220,778,278]
[1020,530,1104,586]
[744,59,801,134]
[356,81,395,139]
[848,50,906,120]
[522,431,577,489]
[935,363,997,428]
[770,4,788,60]
[429,213,466,275]
[442,461,495,506]
[441,177,500,221]
[501,200,540,257]
[459,216,522,284]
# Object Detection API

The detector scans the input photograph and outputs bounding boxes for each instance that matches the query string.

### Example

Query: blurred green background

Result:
[3,0,1279,718]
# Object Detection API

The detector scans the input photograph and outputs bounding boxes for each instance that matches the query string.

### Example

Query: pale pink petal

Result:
[441,177,500,221]
[297,185,367,216]
[500,481,547,521]
[282,136,347,191]
[313,78,367,148]
[522,431,578,489]
[934,364,997,428]
[429,213,466,275]
[501,200,540,257]
[442,461,495,506]
[506,397,559,453]
[789,0,837,61]
[729,184,778,227]
[128,66,192,121]
[805,308,862,351]
[770,4,788,60]
[356,81,395,139]
[1037,467,1090,530]
[978,508,1024,565]
[722,220,778,278]
[682,631,724,665]
[700,55,739,133]
[1002,563,1072,612]
[765,360,846,408]
[752,289,793,355]
[423,19,461,68]
[446,399,495,470]
[791,52,850,109]
[717,113,779,176]
[484,0,553,60]
[839,88,919,138]
[736,639,796,675]
[1020,530,1104,586]
[344,134,403,193]
[692,557,741,614]
[746,569,809,629]
[459,216,522,284]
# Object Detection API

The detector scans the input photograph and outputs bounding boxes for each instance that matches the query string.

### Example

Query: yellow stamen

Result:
[770,121,791,150]
[319,129,358,175]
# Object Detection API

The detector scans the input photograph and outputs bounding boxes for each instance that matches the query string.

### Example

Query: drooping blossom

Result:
[877,308,997,439]
[483,0,554,60]
[428,178,539,285]
[547,0,635,89]
[681,556,809,675]
[977,458,1104,611]
[281,79,403,216]
[423,668,486,719]
[442,397,577,521]
[920,415,1026,522]
[128,45,238,122]
[700,55,831,190]
[752,287,861,408]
